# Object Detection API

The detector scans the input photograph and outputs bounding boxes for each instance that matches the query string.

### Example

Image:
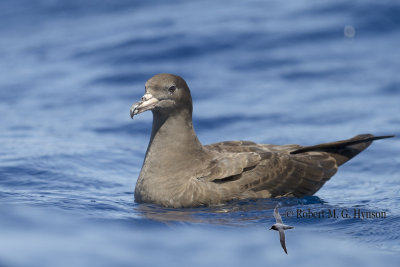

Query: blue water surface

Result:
[1,0,400,266]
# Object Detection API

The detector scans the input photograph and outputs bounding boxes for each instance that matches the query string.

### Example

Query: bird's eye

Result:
[168,86,176,94]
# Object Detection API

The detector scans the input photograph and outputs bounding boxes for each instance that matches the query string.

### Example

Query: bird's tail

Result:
[290,134,394,166]
[283,226,294,230]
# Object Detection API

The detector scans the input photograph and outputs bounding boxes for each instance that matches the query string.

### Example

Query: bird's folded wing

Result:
[203,140,339,197]
[195,151,262,182]
[237,152,339,197]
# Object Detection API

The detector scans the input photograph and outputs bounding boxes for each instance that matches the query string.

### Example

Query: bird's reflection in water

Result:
[133,196,325,226]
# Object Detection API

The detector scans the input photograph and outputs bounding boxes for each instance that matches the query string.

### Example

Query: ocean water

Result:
[0,0,400,266]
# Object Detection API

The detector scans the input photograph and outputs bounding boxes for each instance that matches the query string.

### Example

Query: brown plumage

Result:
[130,73,394,208]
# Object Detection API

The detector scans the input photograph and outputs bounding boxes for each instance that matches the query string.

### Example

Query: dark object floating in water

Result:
[129,73,394,208]
[270,205,294,254]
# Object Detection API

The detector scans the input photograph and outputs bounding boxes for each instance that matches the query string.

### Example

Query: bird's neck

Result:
[141,110,206,174]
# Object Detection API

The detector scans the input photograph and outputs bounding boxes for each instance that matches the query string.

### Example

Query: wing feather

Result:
[274,206,283,224]
[203,141,339,199]
[279,230,288,254]
[196,151,261,182]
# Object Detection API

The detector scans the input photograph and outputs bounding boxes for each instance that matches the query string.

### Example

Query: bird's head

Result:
[130,73,193,119]
[270,225,277,230]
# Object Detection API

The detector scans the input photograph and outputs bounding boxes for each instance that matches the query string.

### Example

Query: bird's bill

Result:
[130,93,159,118]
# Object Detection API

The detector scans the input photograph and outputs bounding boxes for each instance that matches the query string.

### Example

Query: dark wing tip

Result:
[290,134,395,155]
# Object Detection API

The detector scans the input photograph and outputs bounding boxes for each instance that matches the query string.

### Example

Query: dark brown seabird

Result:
[130,73,394,208]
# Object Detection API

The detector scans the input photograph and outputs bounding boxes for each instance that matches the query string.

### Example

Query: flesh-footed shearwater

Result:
[130,73,394,208]
[270,205,294,254]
